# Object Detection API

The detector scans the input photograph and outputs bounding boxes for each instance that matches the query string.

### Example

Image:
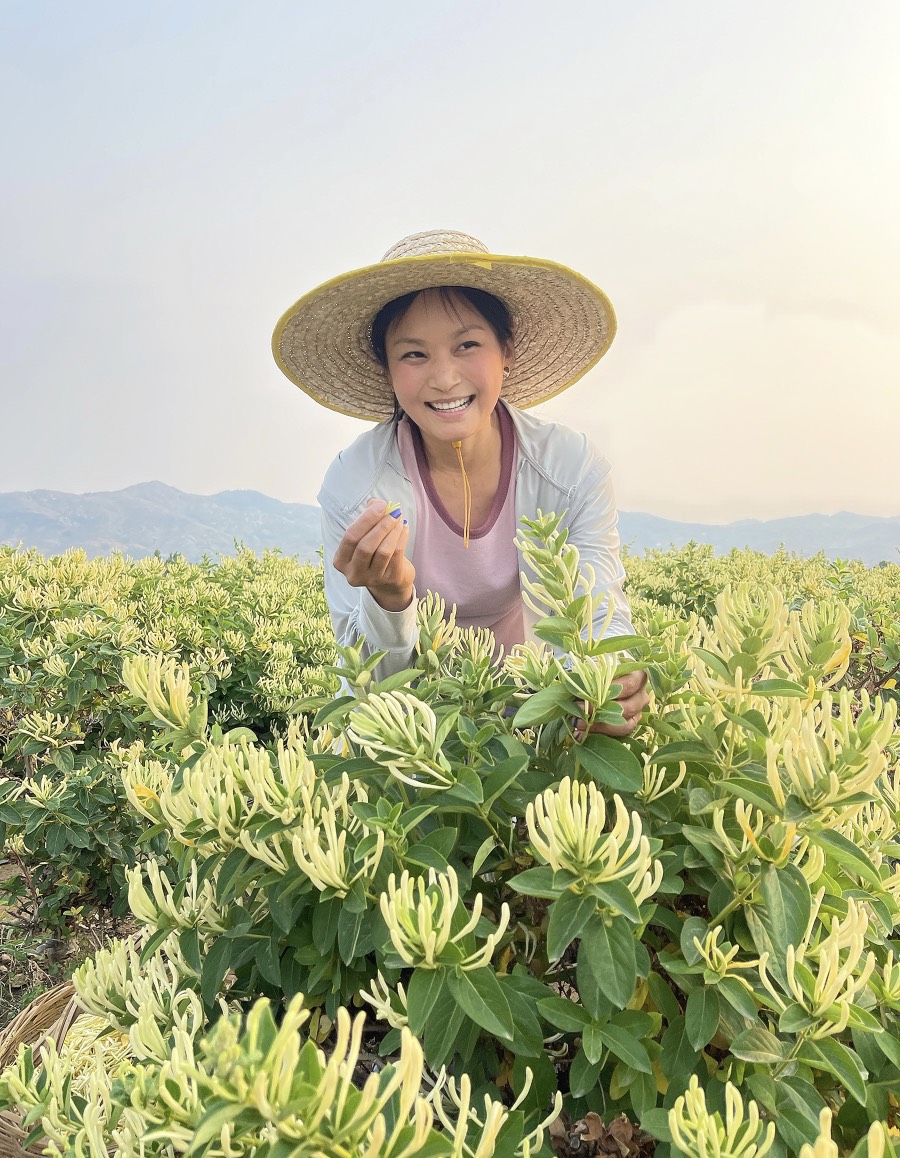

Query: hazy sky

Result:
[2,0,898,522]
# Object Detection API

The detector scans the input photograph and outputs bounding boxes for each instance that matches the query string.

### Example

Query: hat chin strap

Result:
[451,441,472,549]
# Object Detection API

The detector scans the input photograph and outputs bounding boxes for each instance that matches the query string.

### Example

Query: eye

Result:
[459,340,481,351]
[400,350,426,360]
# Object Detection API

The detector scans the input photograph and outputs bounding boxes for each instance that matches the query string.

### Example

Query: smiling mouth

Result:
[426,396,474,413]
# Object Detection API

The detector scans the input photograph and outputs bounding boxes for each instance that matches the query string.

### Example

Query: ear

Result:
[502,340,516,375]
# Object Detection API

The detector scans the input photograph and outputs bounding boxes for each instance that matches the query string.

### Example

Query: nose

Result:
[427,351,461,392]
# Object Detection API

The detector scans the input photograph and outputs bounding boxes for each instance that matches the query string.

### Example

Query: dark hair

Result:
[370,285,514,370]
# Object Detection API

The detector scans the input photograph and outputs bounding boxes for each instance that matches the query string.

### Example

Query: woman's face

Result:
[385,289,512,447]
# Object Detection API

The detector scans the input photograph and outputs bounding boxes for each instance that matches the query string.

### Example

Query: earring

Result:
[503,366,510,378]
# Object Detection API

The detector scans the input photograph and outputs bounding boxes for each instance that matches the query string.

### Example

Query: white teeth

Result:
[429,397,472,411]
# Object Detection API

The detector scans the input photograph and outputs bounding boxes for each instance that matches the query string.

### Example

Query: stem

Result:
[772,1030,808,1078]
[708,875,758,927]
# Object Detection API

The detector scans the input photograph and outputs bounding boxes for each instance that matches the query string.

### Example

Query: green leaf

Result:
[447,967,514,1040]
[640,1109,673,1144]
[650,741,717,766]
[508,865,567,899]
[871,1026,900,1068]
[513,683,579,728]
[423,984,466,1068]
[500,981,546,1058]
[337,904,366,965]
[547,890,596,963]
[799,1038,868,1106]
[659,1015,697,1088]
[481,756,529,805]
[257,935,282,988]
[648,971,682,1024]
[187,1101,244,1152]
[375,668,420,691]
[215,847,253,904]
[715,976,759,1022]
[774,1078,828,1152]
[568,1047,604,1098]
[179,927,203,975]
[472,837,497,876]
[778,1003,818,1035]
[807,829,883,889]
[718,777,779,813]
[580,914,637,1009]
[680,916,709,966]
[730,1026,785,1065]
[407,967,449,1035]
[685,987,720,1050]
[311,695,357,728]
[576,734,643,792]
[751,679,809,697]
[586,878,642,923]
[591,1023,653,1073]
[45,823,68,856]
[536,995,591,1033]
[694,647,733,681]
[200,936,233,1007]
[759,863,811,958]
[311,896,341,951]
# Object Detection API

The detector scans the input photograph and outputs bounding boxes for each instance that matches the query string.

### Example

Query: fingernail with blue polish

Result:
[402,518,408,526]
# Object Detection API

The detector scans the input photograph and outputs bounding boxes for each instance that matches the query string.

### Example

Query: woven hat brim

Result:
[272,251,617,422]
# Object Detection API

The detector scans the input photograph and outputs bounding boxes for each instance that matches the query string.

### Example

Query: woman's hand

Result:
[574,668,650,740]
[333,500,416,612]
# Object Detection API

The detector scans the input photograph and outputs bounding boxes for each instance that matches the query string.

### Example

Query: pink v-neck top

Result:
[397,405,524,656]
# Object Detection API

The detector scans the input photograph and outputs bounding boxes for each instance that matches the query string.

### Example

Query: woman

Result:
[272,229,649,737]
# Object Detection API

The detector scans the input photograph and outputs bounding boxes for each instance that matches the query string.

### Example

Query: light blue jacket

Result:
[317,403,634,677]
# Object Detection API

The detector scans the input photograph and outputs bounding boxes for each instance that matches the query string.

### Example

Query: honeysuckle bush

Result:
[0,545,335,925]
[3,513,897,1157]
[623,543,899,706]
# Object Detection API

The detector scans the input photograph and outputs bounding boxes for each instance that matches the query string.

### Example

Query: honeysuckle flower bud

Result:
[793,838,827,885]
[781,599,852,689]
[120,754,172,822]
[417,591,460,659]
[42,652,70,679]
[291,805,384,896]
[693,926,760,987]
[346,690,455,788]
[15,772,64,805]
[766,690,895,819]
[758,899,876,1036]
[122,653,195,730]
[16,711,80,750]
[703,583,791,678]
[359,972,409,1029]
[503,641,556,691]
[638,755,686,803]
[867,950,900,1010]
[127,858,228,935]
[735,800,797,866]
[670,1076,775,1158]
[557,652,618,708]
[380,867,509,970]
[430,1071,508,1158]
[526,779,662,906]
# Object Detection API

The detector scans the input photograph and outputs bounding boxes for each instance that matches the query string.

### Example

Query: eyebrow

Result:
[389,323,487,347]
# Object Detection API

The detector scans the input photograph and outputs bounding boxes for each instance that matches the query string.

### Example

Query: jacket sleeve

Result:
[564,453,636,643]
[320,502,420,678]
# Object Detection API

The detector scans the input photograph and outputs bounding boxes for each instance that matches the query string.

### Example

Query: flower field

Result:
[0,525,898,1158]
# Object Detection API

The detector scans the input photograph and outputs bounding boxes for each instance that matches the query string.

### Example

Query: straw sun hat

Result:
[272,229,617,422]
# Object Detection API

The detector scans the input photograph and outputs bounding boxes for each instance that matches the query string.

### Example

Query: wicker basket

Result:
[0,983,83,1158]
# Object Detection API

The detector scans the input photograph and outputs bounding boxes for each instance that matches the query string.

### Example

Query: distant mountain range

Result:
[0,482,897,567]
